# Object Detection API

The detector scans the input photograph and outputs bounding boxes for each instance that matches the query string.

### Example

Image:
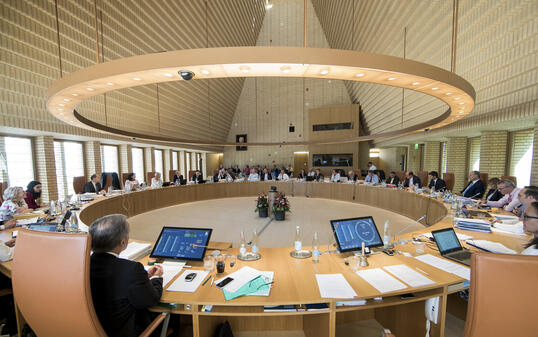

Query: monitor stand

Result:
[352,247,370,256]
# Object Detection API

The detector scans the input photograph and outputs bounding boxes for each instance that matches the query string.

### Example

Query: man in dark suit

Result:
[427,171,446,192]
[89,214,163,337]
[260,168,272,181]
[172,170,184,185]
[191,170,204,184]
[314,169,324,182]
[403,171,421,188]
[386,171,400,185]
[460,171,485,199]
[84,174,102,193]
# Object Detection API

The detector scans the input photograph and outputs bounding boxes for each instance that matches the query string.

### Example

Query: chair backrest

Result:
[501,175,517,186]
[102,173,113,191]
[188,170,196,181]
[463,252,538,337]
[395,170,405,183]
[479,172,489,190]
[12,229,107,337]
[168,170,176,182]
[146,172,156,184]
[417,171,428,187]
[73,176,86,194]
[121,173,130,188]
[443,172,455,191]
[0,181,8,203]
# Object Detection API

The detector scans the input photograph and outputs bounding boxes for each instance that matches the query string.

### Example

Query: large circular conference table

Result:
[7,182,532,337]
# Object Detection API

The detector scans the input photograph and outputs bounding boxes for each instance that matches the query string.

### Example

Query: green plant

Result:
[255,194,269,212]
[272,193,290,213]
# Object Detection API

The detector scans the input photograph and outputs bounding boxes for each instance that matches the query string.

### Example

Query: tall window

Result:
[196,153,201,170]
[131,148,144,183]
[510,130,534,187]
[2,137,34,187]
[54,141,84,199]
[186,152,191,175]
[172,151,178,170]
[468,137,480,172]
[154,149,163,177]
[101,145,119,173]
[440,142,447,174]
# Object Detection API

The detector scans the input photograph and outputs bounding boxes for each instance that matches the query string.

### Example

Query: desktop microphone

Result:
[389,215,427,247]
[322,223,340,255]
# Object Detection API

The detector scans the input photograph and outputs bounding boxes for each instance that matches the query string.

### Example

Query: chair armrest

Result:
[139,312,169,337]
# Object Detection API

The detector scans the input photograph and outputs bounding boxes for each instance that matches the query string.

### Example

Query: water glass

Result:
[415,242,425,255]
[349,256,360,272]
[203,256,214,271]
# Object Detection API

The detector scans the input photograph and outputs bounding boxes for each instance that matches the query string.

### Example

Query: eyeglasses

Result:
[523,214,538,220]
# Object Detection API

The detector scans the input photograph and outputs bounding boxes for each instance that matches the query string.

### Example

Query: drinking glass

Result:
[203,256,214,272]
[415,242,425,255]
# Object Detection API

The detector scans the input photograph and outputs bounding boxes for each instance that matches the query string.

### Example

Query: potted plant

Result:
[272,193,290,221]
[255,194,269,218]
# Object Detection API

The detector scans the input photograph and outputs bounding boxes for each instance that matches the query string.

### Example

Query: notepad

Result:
[383,264,435,287]
[214,266,262,293]
[466,240,517,254]
[315,274,357,299]
[167,270,209,292]
[356,268,408,293]
[144,261,185,286]
[415,254,470,280]
[491,222,525,236]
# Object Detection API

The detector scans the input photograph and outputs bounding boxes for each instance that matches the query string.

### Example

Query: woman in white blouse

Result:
[331,169,341,183]
[277,170,290,181]
[124,173,140,192]
[521,201,538,255]
[0,186,31,221]
[151,172,163,188]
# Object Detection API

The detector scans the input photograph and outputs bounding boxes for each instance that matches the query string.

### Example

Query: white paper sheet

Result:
[491,222,525,236]
[383,264,435,287]
[17,218,40,226]
[315,274,357,299]
[415,254,470,280]
[119,242,152,260]
[167,270,209,292]
[466,240,517,254]
[214,266,262,293]
[356,268,408,293]
[144,261,185,286]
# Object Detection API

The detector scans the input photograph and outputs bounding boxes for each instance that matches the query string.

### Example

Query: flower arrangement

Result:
[272,193,291,213]
[255,194,269,212]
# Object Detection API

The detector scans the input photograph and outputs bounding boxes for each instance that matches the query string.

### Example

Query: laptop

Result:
[431,228,471,266]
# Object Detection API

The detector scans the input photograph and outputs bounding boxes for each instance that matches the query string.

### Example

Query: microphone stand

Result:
[386,215,427,248]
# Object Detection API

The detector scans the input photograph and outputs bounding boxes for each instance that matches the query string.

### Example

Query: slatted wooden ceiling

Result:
[2,0,266,143]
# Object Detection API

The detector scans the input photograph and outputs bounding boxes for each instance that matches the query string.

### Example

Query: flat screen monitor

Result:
[431,228,462,254]
[150,227,212,261]
[330,216,384,252]
[28,224,58,232]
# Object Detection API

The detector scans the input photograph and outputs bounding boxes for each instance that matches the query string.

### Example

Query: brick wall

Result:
[84,141,102,179]
[407,144,423,173]
[144,147,154,179]
[163,149,171,181]
[423,141,441,173]
[532,122,538,186]
[446,137,468,191]
[35,136,58,203]
[0,138,7,182]
[479,131,508,178]
[119,144,132,177]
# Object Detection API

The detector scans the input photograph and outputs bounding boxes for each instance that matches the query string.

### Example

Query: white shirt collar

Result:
[106,251,119,257]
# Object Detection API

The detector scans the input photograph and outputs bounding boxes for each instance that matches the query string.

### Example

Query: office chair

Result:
[12,229,169,337]
[72,176,86,194]
[463,252,538,337]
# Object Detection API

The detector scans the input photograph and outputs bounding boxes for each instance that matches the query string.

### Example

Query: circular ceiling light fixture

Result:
[46,46,475,147]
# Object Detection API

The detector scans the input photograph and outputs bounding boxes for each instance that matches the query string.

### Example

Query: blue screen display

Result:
[432,229,461,253]
[28,224,57,232]
[331,217,383,251]
[151,227,212,260]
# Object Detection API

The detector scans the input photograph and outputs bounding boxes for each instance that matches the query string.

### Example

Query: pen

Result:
[416,267,429,276]
[210,276,214,287]
[183,265,192,268]
[202,275,212,286]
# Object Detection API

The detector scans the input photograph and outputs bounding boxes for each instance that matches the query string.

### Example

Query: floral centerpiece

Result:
[255,194,269,218]
[272,193,290,221]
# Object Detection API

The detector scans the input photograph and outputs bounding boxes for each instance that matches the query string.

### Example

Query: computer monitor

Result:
[28,224,58,232]
[431,228,462,254]
[150,227,213,261]
[330,216,384,252]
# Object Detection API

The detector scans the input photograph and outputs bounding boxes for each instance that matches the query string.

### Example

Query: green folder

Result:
[223,272,273,301]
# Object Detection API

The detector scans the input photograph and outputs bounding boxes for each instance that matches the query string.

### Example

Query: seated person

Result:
[151,172,163,188]
[347,170,358,182]
[213,169,225,182]
[277,169,290,181]
[260,168,272,181]
[0,238,15,262]
[124,173,140,192]
[403,171,421,188]
[248,169,260,181]
[330,169,340,183]
[521,201,538,255]
[364,170,379,184]
[225,169,236,182]
[367,162,377,171]
[307,169,315,177]
[191,170,204,184]
[172,170,184,184]
[313,169,324,182]
[460,171,485,199]
[296,169,307,180]
[386,171,400,185]
[84,174,103,193]
[0,187,31,221]
[485,177,503,202]
[478,179,520,212]
[513,186,538,216]
[89,214,164,336]
[24,180,42,209]
[0,219,16,231]
[427,171,446,192]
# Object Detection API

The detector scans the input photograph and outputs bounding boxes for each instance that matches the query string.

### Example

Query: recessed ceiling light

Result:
[459,102,464,105]
[106,82,114,86]
[356,73,365,77]
[57,108,63,111]
[320,69,329,75]
[63,98,70,102]
[87,87,94,91]
[432,87,439,90]
[388,77,396,81]
[239,66,250,73]
[280,66,292,74]
[266,2,273,9]
[58,103,65,106]
[412,82,420,85]
[446,92,452,95]
[201,69,210,75]
[455,97,460,100]
[71,93,78,97]
[133,77,141,81]
[164,73,173,77]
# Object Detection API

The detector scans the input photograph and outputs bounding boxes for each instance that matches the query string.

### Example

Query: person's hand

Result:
[476,200,485,205]
[5,239,15,247]
[3,219,17,230]
[147,265,163,278]
[513,207,522,216]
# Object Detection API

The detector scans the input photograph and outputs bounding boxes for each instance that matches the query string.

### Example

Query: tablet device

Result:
[330,216,384,252]
[150,227,213,261]
[28,224,58,232]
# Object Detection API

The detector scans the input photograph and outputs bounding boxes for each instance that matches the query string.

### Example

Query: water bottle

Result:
[312,232,320,263]
[294,226,302,252]
[71,211,79,232]
[55,200,62,214]
[49,200,56,215]
[383,220,391,247]
[239,231,247,256]
[251,229,259,254]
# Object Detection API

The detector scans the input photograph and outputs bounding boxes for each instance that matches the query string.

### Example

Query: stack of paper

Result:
[415,254,470,280]
[492,222,525,236]
[492,214,519,223]
[167,270,209,293]
[119,242,152,260]
[383,264,435,287]
[336,300,367,307]
[454,218,491,233]
[315,274,357,299]
[356,268,408,293]
[466,240,517,254]
[145,261,185,286]
[215,266,262,294]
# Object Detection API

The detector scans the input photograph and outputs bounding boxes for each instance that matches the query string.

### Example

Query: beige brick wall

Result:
[407,145,423,173]
[84,141,102,179]
[446,137,468,192]
[479,131,508,178]
[35,136,58,203]
[163,149,172,181]
[0,138,7,182]
[423,141,441,173]
[532,122,538,186]
[119,144,132,178]
[144,147,154,179]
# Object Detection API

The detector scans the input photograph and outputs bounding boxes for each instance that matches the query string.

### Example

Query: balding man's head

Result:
[89,214,130,253]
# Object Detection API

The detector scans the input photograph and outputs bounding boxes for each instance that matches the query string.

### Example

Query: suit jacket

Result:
[403,175,421,188]
[428,178,446,191]
[90,253,163,337]
[192,173,204,183]
[314,173,324,182]
[260,172,272,181]
[460,180,485,199]
[83,181,102,193]
[172,174,184,184]
[486,188,503,202]
[386,176,400,185]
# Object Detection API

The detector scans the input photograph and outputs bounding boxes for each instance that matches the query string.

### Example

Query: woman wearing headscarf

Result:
[24,180,42,210]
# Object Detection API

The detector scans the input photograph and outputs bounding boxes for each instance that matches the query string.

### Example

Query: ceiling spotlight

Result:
[179,70,195,80]
[388,77,396,81]
[58,103,65,106]
[446,92,452,95]
[356,73,365,77]
[201,69,210,75]
[86,87,95,91]
[412,81,420,85]
[432,87,439,90]
[265,1,273,9]
[133,77,142,81]
[63,98,70,102]
[281,66,292,74]
[239,66,250,73]
[320,69,329,75]
[71,93,78,97]
[455,97,461,100]
[57,108,63,111]
[164,73,173,77]
[459,102,464,105]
